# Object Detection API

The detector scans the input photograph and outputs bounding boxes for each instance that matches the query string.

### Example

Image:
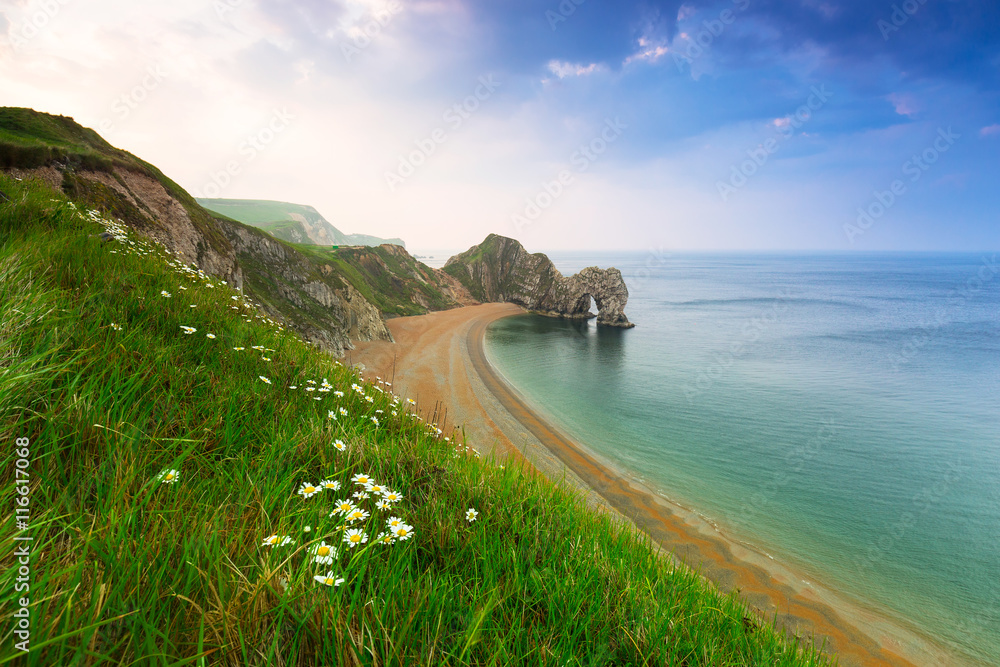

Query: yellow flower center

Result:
[350,535,361,543]
[304,486,315,494]
[325,578,334,585]
[165,473,174,480]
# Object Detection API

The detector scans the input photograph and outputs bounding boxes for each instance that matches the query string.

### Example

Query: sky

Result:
[1,0,998,252]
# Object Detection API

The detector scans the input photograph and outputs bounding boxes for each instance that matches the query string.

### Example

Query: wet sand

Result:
[350,303,955,667]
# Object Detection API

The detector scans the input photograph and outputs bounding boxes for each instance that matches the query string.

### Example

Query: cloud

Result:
[546,60,601,79]
[979,124,1000,137]
[623,40,669,66]
[888,93,919,118]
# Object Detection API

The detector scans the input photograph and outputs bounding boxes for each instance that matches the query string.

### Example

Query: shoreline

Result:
[350,303,956,667]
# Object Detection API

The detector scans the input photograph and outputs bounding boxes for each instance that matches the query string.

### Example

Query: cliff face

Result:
[443,234,634,327]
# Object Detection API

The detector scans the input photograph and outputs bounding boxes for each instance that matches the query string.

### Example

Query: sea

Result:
[474,252,1000,665]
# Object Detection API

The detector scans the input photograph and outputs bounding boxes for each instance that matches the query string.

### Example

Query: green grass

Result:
[0,173,834,666]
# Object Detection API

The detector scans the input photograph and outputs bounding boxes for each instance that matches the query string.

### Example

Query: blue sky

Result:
[1,0,998,251]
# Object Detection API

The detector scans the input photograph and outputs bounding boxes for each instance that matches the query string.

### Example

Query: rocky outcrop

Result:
[443,234,634,327]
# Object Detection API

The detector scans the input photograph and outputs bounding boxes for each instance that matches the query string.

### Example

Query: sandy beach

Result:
[350,303,954,667]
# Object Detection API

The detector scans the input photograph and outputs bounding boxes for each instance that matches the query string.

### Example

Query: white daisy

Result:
[331,499,355,516]
[320,479,341,492]
[333,440,346,452]
[392,524,414,541]
[465,508,479,523]
[156,468,180,484]
[309,541,338,565]
[298,482,320,499]
[343,529,368,548]
[259,376,271,384]
[314,572,345,587]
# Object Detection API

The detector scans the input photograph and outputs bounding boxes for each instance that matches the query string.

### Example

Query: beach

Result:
[350,303,954,667]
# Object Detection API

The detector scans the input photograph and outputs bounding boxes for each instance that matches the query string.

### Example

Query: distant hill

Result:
[197,198,405,248]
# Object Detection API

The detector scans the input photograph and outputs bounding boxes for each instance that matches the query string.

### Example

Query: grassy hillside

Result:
[197,198,406,248]
[0,173,833,665]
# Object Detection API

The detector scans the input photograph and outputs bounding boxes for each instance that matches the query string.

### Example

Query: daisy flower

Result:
[262,535,294,547]
[386,516,404,529]
[331,499,355,516]
[180,326,197,334]
[346,508,370,523]
[352,473,373,486]
[392,524,414,541]
[110,323,123,331]
[351,383,363,392]
[465,508,479,523]
[334,391,344,398]
[320,479,341,492]
[161,290,171,298]
[382,490,403,503]
[314,572,345,587]
[370,416,379,426]
[339,407,348,416]
[407,398,416,405]
[352,491,370,501]
[366,482,386,495]
[262,357,271,361]
[343,529,368,548]
[374,499,391,511]
[298,482,320,499]
[206,333,216,339]
[376,532,394,545]
[233,346,245,351]
[365,395,374,404]
[309,541,338,565]
[259,376,271,384]
[305,386,316,392]
[328,410,337,419]
[333,440,346,452]
[157,468,180,484]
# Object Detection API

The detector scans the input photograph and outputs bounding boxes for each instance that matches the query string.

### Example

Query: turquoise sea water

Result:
[483,253,1000,665]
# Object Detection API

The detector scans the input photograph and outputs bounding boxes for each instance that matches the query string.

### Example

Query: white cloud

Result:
[546,60,601,79]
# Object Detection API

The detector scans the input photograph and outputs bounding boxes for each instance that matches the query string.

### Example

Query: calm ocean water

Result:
[483,252,1000,665]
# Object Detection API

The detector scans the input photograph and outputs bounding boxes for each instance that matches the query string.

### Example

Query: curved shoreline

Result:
[350,303,954,667]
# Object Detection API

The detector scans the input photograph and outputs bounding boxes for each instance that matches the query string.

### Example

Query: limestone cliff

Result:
[443,234,634,327]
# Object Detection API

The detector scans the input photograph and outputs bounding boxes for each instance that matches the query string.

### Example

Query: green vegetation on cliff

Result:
[0,172,831,665]
[197,197,406,248]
